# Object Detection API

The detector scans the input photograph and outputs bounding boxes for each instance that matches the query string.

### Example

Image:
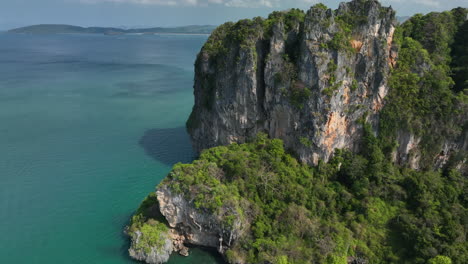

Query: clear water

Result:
[0,33,223,264]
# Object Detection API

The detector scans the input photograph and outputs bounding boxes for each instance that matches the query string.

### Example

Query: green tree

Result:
[428,255,452,264]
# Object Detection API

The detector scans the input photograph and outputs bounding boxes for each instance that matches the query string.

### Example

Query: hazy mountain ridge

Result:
[8,24,216,34]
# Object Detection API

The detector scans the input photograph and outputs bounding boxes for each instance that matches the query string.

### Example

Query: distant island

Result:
[8,24,216,35]
[8,18,410,35]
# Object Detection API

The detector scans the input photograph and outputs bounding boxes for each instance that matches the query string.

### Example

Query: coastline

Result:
[6,32,210,36]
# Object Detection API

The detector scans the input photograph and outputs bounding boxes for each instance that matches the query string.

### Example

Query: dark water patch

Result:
[113,69,191,98]
[167,246,227,264]
[99,243,137,263]
[113,80,191,97]
[36,59,83,65]
[33,60,175,72]
[139,127,195,166]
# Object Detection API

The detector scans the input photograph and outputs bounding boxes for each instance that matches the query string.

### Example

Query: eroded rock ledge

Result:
[157,185,246,253]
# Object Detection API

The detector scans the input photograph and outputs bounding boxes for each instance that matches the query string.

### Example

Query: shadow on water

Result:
[139,127,195,166]
[112,66,192,98]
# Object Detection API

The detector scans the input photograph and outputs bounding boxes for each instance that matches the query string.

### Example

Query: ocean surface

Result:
[0,33,224,264]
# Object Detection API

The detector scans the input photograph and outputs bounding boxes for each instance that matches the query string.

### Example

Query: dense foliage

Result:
[379,8,468,168]
[450,18,468,93]
[160,132,466,264]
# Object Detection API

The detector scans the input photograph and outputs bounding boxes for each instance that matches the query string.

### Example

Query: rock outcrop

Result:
[128,180,248,263]
[156,185,246,253]
[188,0,396,165]
[128,229,173,264]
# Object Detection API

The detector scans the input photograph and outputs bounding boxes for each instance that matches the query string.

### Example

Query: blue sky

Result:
[1,0,467,30]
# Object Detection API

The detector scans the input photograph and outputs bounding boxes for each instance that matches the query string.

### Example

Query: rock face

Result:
[156,185,245,253]
[188,0,397,165]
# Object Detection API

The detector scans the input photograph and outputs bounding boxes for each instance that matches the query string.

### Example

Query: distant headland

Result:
[8,24,217,35]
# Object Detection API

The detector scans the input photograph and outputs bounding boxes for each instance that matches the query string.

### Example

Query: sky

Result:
[0,0,467,30]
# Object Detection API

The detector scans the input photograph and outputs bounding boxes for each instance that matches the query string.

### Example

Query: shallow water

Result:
[0,33,223,264]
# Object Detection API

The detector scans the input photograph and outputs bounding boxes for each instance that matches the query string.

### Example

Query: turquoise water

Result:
[0,33,223,263]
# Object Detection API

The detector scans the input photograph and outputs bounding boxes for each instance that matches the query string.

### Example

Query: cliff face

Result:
[188,0,396,165]
[187,0,467,171]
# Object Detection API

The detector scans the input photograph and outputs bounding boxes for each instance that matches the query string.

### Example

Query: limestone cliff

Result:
[188,0,396,165]
[187,0,467,170]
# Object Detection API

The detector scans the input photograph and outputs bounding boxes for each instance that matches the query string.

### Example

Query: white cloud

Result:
[224,0,320,8]
[78,0,454,8]
[412,0,441,7]
[79,0,197,5]
[78,0,318,8]
[225,0,275,8]
[382,0,443,7]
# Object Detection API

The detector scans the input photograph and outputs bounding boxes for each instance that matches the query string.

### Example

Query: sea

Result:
[0,32,224,264]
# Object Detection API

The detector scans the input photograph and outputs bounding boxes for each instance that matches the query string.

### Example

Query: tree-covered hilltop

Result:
[134,132,466,264]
